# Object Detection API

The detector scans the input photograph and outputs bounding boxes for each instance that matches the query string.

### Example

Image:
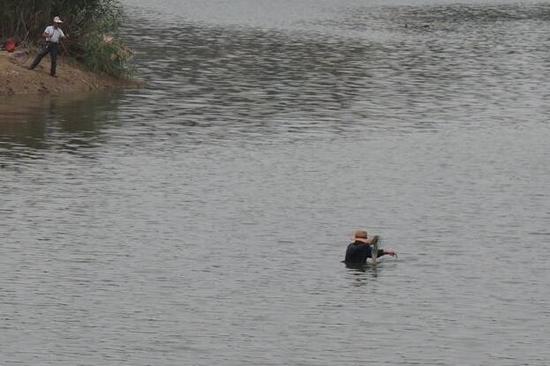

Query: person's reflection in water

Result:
[345,262,379,287]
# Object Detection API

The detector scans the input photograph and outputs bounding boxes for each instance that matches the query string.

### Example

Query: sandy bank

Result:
[0,50,137,96]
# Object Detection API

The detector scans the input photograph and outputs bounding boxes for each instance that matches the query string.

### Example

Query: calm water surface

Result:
[1,0,549,365]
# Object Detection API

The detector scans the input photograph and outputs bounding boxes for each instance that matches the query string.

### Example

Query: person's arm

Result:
[377,249,397,257]
[43,27,52,39]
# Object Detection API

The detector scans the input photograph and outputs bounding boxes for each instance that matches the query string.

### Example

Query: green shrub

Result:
[81,33,134,79]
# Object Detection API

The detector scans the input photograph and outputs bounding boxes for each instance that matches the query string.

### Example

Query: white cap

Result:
[53,16,63,23]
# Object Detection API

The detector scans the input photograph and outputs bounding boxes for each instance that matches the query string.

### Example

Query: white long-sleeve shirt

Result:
[44,26,65,43]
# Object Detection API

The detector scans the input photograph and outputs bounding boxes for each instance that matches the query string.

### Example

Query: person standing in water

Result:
[344,230,396,264]
[29,16,67,77]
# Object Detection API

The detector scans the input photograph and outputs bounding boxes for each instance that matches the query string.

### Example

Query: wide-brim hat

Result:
[53,16,63,23]
[354,230,368,239]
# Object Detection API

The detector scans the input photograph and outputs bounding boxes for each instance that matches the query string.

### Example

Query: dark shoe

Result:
[50,74,58,78]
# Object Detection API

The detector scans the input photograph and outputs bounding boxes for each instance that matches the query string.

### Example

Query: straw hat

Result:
[354,230,368,239]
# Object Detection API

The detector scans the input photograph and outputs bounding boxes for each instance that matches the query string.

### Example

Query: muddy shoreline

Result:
[0,50,139,96]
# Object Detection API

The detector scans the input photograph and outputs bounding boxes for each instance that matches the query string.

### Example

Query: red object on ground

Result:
[5,38,16,52]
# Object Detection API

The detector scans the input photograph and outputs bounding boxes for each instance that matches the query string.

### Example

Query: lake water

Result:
[1,0,549,365]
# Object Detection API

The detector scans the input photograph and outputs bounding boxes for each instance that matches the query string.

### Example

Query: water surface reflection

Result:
[117,1,550,146]
[0,92,122,159]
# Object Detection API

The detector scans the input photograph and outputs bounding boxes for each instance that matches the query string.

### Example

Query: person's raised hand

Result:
[385,249,397,257]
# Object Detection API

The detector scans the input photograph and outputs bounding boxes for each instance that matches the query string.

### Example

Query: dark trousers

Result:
[30,42,59,76]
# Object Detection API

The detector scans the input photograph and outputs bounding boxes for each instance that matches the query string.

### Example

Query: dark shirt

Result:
[344,241,385,264]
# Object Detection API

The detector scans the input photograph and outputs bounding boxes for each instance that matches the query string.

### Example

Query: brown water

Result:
[1,1,549,365]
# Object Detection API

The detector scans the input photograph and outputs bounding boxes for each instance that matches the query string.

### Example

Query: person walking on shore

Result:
[29,16,67,77]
